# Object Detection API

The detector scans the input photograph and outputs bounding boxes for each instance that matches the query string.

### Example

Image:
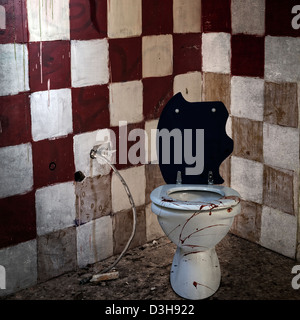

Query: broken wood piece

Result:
[90,270,119,283]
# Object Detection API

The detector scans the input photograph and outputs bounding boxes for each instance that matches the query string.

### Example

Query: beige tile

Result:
[112,206,146,255]
[202,72,231,112]
[145,164,165,204]
[142,35,173,78]
[145,203,165,242]
[173,0,201,33]
[75,175,112,225]
[232,117,263,162]
[173,72,202,102]
[263,165,294,215]
[231,200,262,243]
[219,156,231,187]
[107,0,142,38]
[264,82,298,128]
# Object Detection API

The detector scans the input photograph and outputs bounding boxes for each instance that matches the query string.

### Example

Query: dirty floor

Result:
[1,234,300,300]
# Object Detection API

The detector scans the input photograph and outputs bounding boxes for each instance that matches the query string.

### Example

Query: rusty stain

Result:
[227,207,233,213]
[192,281,214,291]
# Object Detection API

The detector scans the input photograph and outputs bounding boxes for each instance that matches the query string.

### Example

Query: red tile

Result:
[202,0,231,33]
[266,0,300,36]
[142,0,173,35]
[70,0,107,40]
[0,0,28,44]
[0,191,36,249]
[143,75,173,120]
[72,85,109,134]
[0,93,31,147]
[173,33,202,75]
[32,135,75,189]
[231,35,264,78]
[109,37,142,82]
[28,41,71,92]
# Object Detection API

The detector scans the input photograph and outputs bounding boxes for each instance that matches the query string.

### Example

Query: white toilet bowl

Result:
[150,184,241,300]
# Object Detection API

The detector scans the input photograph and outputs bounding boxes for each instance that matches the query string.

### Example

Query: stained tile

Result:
[202,0,231,33]
[219,157,231,187]
[232,117,263,162]
[143,75,173,120]
[107,0,142,38]
[173,0,201,33]
[265,36,300,82]
[145,203,164,241]
[27,0,70,41]
[142,0,173,35]
[0,143,33,199]
[76,216,113,267]
[28,41,71,92]
[202,73,230,111]
[70,0,107,40]
[75,174,112,225]
[30,88,73,142]
[263,165,294,215]
[264,82,298,128]
[35,182,76,236]
[109,80,143,126]
[231,35,264,77]
[0,0,28,44]
[261,206,297,258]
[173,33,201,75]
[37,227,77,282]
[142,35,173,78]
[0,43,29,96]
[109,37,142,82]
[231,200,262,244]
[32,135,75,189]
[0,191,36,249]
[71,39,109,87]
[266,0,300,37]
[263,123,299,171]
[112,206,146,255]
[231,76,264,121]
[72,85,109,134]
[145,164,165,204]
[231,156,263,204]
[0,93,31,148]
[173,72,202,102]
[202,32,231,74]
[0,240,37,296]
[232,0,265,35]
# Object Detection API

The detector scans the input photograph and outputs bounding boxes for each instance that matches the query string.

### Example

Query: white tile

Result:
[231,0,265,35]
[173,72,202,102]
[0,240,37,297]
[71,39,109,88]
[76,216,113,267]
[30,88,73,141]
[263,123,299,171]
[0,44,29,96]
[142,35,173,78]
[231,156,263,204]
[231,76,264,121]
[109,81,143,126]
[173,0,201,33]
[265,36,300,82]
[27,0,70,41]
[261,206,297,258]
[112,165,146,212]
[202,33,231,74]
[145,120,158,163]
[36,182,76,236]
[0,143,33,199]
[108,0,142,38]
[145,203,164,241]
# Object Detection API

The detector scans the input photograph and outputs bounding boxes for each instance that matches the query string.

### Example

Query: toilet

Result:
[150,93,241,300]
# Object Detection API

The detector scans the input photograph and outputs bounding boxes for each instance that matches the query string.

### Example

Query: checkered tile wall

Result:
[0,0,299,295]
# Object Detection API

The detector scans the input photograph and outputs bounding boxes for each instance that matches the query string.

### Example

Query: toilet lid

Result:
[157,93,233,185]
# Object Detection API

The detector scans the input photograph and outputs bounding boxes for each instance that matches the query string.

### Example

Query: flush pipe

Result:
[90,146,137,275]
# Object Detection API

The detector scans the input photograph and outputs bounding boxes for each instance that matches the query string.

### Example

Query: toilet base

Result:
[170,246,221,300]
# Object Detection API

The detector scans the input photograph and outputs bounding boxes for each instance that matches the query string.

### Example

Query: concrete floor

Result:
[2,233,300,300]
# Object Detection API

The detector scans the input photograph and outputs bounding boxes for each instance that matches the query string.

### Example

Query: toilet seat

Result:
[150,184,240,212]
